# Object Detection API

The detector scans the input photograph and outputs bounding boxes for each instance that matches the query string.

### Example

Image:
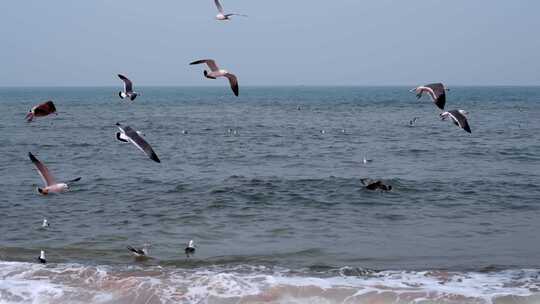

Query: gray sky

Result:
[1,0,539,86]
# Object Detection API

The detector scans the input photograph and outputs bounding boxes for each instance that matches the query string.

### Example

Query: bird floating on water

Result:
[190,59,239,96]
[117,74,138,101]
[410,83,449,110]
[127,244,150,258]
[409,117,419,126]
[213,0,247,20]
[38,250,46,264]
[440,110,471,133]
[42,218,49,228]
[361,179,392,191]
[185,240,196,258]
[115,123,161,163]
[362,155,372,164]
[29,152,81,195]
[26,101,57,122]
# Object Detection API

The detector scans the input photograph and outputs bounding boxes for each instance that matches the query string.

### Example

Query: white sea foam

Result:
[1,261,539,303]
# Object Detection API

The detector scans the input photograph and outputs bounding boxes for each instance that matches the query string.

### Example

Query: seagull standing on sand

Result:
[185,240,196,258]
[115,123,161,163]
[214,0,247,20]
[26,101,57,122]
[410,83,449,110]
[29,152,81,195]
[440,110,472,133]
[38,250,46,264]
[190,59,239,96]
[117,74,138,101]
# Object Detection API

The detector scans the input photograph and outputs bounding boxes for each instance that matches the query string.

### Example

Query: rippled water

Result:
[1,86,539,303]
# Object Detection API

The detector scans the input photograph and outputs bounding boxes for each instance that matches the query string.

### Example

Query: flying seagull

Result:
[410,83,449,110]
[117,74,138,101]
[26,101,57,122]
[361,179,392,191]
[127,244,150,258]
[190,59,239,96]
[440,110,471,133]
[185,240,196,258]
[29,152,81,195]
[38,250,46,264]
[214,0,247,20]
[115,123,161,163]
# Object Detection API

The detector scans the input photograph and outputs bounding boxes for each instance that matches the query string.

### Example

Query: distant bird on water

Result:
[29,152,81,195]
[410,83,449,110]
[214,0,247,20]
[115,123,161,163]
[185,240,196,258]
[38,250,46,264]
[127,244,150,258]
[362,155,372,164]
[440,110,472,133]
[26,101,57,122]
[361,179,392,191]
[409,117,419,126]
[117,74,138,101]
[42,218,50,228]
[190,59,239,96]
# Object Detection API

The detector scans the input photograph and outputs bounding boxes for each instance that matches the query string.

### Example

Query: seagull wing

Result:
[33,101,57,115]
[127,246,145,256]
[425,83,446,110]
[28,152,56,186]
[214,0,224,13]
[225,13,248,17]
[120,125,161,163]
[118,74,133,93]
[190,59,219,72]
[448,110,471,133]
[366,181,382,190]
[224,73,239,96]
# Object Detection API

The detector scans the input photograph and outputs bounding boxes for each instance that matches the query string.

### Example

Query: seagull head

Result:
[188,240,195,248]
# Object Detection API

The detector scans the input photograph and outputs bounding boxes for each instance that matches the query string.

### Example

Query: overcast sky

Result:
[1,0,539,86]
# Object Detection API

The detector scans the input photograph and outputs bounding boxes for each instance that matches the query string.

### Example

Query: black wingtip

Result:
[116,122,121,126]
[151,153,161,163]
[28,152,37,162]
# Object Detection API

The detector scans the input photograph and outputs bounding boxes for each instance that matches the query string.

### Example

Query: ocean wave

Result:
[1,261,540,304]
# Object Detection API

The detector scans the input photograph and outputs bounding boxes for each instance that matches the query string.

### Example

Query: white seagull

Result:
[117,74,138,101]
[29,152,81,195]
[190,59,239,96]
[38,250,46,264]
[42,218,50,228]
[214,0,247,20]
[440,110,472,133]
[185,240,196,258]
[115,123,161,163]
[410,83,449,110]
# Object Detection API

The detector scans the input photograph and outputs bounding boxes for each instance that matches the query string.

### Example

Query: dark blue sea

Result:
[1,86,539,303]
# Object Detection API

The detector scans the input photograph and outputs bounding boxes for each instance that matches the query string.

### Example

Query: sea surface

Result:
[1,86,539,303]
